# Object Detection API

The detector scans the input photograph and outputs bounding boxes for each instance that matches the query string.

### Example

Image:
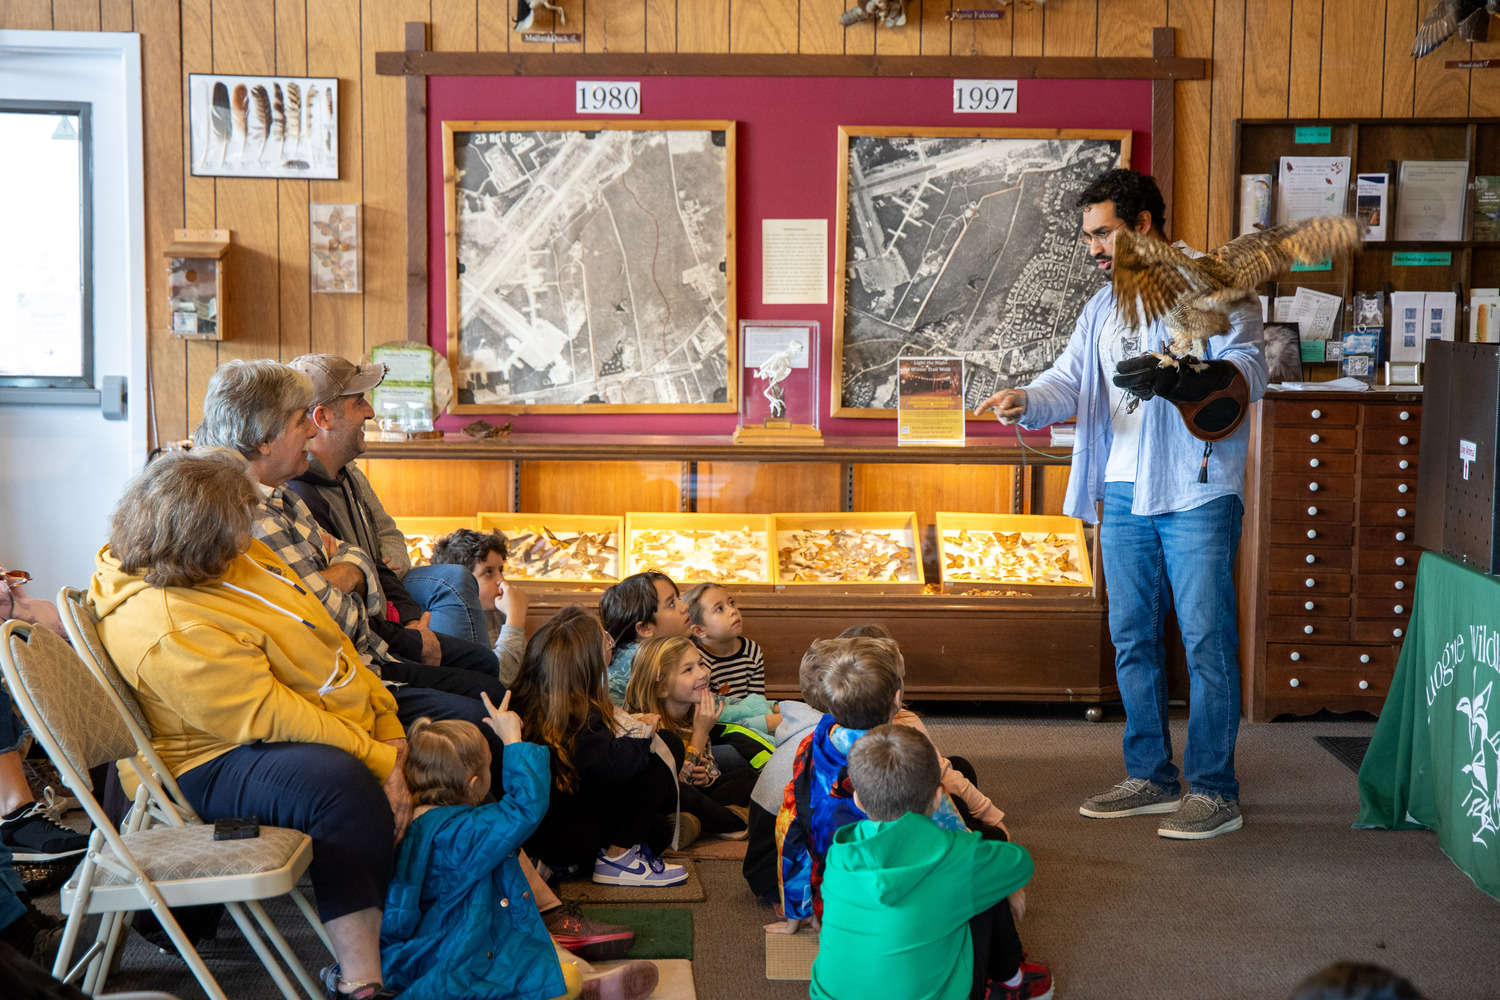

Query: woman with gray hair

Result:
[89,449,407,1000]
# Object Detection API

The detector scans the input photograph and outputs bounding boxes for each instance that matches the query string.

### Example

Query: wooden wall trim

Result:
[1151,27,1176,229]
[405,21,428,345]
[374,51,1208,80]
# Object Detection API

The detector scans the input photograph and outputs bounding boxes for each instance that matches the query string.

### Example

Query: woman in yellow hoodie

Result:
[90,449,407,1000]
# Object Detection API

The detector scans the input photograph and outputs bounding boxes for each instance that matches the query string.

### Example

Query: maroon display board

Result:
[426,75,1152,437]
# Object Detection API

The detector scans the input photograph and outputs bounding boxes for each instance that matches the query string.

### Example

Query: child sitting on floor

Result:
[426,528,530,684]
[770,638,1048,998]
[683,581,765,697]
[512,607,689,887]
[379,697,659,1000]
[624,636,770,837]
[812,724,1047,1000]
[600,572,692,705]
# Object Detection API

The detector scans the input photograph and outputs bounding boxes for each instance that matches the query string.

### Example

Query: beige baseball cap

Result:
[289,354,387,410]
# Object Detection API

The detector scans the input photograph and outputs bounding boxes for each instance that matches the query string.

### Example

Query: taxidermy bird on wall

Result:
[514,0,567,31]
[1412,0,1497,55]
[1111,216,1362,368]
[841,0,907,27]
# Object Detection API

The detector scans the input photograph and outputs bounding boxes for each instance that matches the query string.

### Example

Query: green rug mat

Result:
[581,906,693,960]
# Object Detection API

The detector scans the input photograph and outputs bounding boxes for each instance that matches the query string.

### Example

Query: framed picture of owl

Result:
[188,74,339,180]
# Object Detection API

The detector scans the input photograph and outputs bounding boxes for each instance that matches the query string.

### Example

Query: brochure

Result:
[1277,156,1350,225]
[1475,175,1500,241]
[1389,291,1427,362]
[1394,160,1470,241]
[896,357,966,446]
[1355,173,1389,241]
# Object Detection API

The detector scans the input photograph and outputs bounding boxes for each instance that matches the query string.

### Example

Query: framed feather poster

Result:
[188,74,339,180]
[443,120,736,413]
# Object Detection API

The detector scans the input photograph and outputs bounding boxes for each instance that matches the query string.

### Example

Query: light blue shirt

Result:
[1020,285,1268,523]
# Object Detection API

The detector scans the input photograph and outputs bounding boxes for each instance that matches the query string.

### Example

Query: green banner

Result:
[1357,552,1500,901]
[1291,258,1333,271]
[1393,252,1453,266]
[1295,126,1333,144]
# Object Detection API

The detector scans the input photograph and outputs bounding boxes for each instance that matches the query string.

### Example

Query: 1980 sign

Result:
[575,81,641,115]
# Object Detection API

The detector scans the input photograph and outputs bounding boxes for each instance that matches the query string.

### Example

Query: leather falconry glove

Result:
[1112,354,1250,443]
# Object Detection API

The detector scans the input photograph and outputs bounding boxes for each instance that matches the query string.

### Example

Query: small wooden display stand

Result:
[733,418,824,446]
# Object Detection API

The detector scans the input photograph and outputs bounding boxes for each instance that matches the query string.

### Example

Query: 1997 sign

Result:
[952,80,1018,114]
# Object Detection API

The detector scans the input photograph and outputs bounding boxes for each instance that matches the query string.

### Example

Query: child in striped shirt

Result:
[684,582,766,698]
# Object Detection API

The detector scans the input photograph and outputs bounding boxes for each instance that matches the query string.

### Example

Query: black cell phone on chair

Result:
[213,817,260,840]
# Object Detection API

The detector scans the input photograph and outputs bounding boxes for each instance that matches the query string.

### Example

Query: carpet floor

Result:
[34,705,1500,999]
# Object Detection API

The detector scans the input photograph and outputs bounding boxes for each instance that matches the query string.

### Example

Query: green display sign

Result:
[1295,126,1333,144]
[1291,258,1333,271]
[1393,251,1453,266]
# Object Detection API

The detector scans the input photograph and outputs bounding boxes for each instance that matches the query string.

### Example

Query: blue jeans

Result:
[1102,482,1244,801]
[403,564,488,645]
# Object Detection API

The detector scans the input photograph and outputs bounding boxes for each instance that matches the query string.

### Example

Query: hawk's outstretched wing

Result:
[1208,216,1362,291]
[1411,0,1487,56]
[1110,231,1212,330]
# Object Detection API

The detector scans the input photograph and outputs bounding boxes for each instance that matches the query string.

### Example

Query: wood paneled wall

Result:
[6,0,1498,445]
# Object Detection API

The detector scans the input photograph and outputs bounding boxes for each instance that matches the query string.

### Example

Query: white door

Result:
[0,32,147,596]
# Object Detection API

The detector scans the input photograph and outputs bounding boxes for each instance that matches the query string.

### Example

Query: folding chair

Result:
[0,620,325,1000]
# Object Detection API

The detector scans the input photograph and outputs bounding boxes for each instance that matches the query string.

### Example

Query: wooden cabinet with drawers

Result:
[1237,391,1422,720]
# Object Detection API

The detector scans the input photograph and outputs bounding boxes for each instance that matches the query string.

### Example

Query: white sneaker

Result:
[591,843,688,887]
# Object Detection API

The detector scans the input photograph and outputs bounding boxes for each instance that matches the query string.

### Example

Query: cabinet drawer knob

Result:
[1304,601,1315,610]
[1307,529,1318,539]
[1359,679,1370,690]
[1308,506,1319,516]
[1304,625,1315,634]
[1360,654,1371,664]
[1395,531,1406,541]
[1399,435,1410,445]
[1395,580,1405,590]
[1309,458,1320,468]
[1398,483,1409,493]
[1399,460,1409,470]
[1399,411,1410,421]
[1309,482,1320,492]
[1306,554,1316,564]
[1310,433,1321,443]
[1290,677,1301,687]
[1290,652,1301,661]
[1395,556,1406,567]
[1395,604,1404,614]
[1397,508,1408,518]
[1305,578,1316,588]
[1311,409,1322,419]
[1394,628,1404,638]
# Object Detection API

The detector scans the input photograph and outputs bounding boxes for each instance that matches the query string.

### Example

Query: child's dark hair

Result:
[847,724,941,821]
[1286,963,1427,1000]
[403,717,489,807]
[1074,167,1167,234]
[682,581,726,628]
[821,637,903,730]
[430,527,509,569]
[600,571,677,647]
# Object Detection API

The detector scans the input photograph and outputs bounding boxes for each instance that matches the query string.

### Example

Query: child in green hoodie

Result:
[811,725,1053,1000]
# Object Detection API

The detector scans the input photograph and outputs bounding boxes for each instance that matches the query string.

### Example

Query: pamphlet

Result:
[1472,290,1500,343]
[1356,173,1389,241]
[1475,175,1500,241]
[1341,330,1380,384]
[1424,291,1457,343]
[1394,160,1470,241]
[896,357,965,446]
[1239,174,1272,235]
[1288,286,1342,340]
[1277,156,1350,225]
[1389,291,1427,362]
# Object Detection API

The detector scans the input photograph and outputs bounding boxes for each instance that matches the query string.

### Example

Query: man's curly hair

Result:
[1075,168,1167,234]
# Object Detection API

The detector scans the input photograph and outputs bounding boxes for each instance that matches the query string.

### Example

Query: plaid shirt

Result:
[253,484,392,671]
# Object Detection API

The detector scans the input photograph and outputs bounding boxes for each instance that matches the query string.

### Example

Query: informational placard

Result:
[952,80,1018,114]
[1394,160,1469,241]
[897,357,965,446]
[574,81,641,115]
[1277,156,1350,224]
[762,219,828,304]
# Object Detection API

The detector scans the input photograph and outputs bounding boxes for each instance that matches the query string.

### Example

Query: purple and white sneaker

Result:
[591,843,688,887]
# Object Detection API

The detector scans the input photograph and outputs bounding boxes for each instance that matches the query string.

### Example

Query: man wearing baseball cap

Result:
[285,353,499,684]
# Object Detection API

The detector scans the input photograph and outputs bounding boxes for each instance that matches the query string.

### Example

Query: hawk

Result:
[1110,215,1363,369]
[1412,0,1496,57]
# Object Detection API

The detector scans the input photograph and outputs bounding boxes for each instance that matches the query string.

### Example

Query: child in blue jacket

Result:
[380,693,658,1000]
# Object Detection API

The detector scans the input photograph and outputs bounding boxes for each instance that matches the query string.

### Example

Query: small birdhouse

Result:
[163,228,230,340]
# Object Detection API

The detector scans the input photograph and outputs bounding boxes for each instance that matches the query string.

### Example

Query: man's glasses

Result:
[1079,223,1128,248]
[1,570,30,586]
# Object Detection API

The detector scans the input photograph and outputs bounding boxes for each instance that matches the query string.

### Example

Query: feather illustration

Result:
[210,81,232,167]
[250,84,272,159]
[270,83,286,162]
[325,87,334,153]
[304,84,319,160]
[231,84,248,162]
[284,81,301,158]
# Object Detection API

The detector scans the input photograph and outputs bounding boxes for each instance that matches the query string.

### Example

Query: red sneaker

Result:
[543,901,636,961]
[988,957,1054,1000]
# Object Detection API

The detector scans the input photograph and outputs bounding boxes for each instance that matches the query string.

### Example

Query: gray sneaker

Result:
[1157,792,1242,840]
[1079,777,1182,818]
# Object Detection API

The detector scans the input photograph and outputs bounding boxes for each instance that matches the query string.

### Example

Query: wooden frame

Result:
[187,74,339,180]
[442,119,737,414]
[831,125,1131,419]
